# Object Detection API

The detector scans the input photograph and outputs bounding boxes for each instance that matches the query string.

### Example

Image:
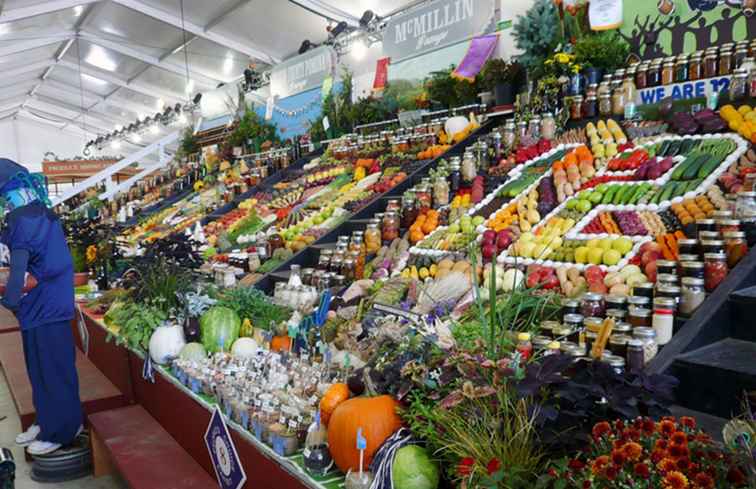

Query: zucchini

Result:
[622,184,640,204]
[657,182,678,203]
[682,154,709,181]
[630,183,652,204]
[657,141,670,157]
[697,154,724,179]
[671,155,695,181]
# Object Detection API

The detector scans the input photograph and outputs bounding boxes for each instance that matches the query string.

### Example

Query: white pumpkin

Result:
[444,116,469,139]
[149,325,186,365]
[231,337,259,359]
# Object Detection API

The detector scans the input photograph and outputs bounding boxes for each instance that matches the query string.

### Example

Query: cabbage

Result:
[392,446,439,489]
[149,325,186,365]
[200,306,241,353]
[179,342,207,362]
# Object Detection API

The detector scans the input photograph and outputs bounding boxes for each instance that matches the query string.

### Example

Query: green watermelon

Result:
[199,306,241,353]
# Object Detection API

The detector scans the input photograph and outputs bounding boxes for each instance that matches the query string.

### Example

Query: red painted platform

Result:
[89,405,216,489]
[0,331,126,430]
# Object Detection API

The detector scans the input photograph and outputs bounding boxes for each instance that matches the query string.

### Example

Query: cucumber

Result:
[671,155,695,181]
[684,179,703,194]
[682,154,709,180]
[613,185,631,205]
[622,184,640,204]
[601,185,619,205]
[697,154,724,179]
[667,140,682,157]
[630,183,652,204]
[657,182,678,203]
[658,141,671,157]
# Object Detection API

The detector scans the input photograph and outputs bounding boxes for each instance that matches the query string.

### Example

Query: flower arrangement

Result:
[538,416,750,488]
[544,52,582,78]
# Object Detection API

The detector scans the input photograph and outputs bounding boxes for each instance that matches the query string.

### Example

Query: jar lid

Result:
[657,284,681,294]
[606,294,628,304]
[533,336,552,347]
[718,218,741,225]
[656,259,677,268]
[633,282,655,291]
[629,306,652,318]
[681,260,704,269]
[585,331,598,339]
[609,334,631,345]
[564,313,585,323]
[606,308,627,318]
[738,191,756,197]
[704,252,727,260]
[614,322,632,333]
[628,296,651,306]
[712,210,733,218]
[627,338,644,349]
[541,320,561,330]
[583,292,604,301]
[657,273,679,283]
[548,341,561,349]
[678,254,699,262]
[677,238,699,245]
[517,332,531,341]
[553,326,574,337]
[633,327,657,339]
[601,355,626,367]
[681,277,705,286]
[562,297,580,307]
[701,239,725,246]
[560,341,580,353]
[584,316,604,327]
[697,218,716,225]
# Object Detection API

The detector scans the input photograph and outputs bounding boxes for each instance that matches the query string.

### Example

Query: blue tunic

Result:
[1,202,75,329]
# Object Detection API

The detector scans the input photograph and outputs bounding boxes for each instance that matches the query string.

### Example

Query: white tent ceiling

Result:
[0,0,417,153]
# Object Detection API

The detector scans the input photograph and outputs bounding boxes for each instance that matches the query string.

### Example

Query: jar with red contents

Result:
[382,212,400,241]
[580,293,606,318]
[723,231,748,268]
[716,218,741,234]
[703,252,728,292]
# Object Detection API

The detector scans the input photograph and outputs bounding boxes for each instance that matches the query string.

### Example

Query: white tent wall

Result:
[0,117,89,172]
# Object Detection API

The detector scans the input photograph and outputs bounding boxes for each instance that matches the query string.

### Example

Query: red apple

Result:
[482,230,497,245]
[496,231,513,250]
[589,282,609,294]
[640,242,662,256]
[641,250,661,266]
[481,243,497,261]
[644,260,658,283]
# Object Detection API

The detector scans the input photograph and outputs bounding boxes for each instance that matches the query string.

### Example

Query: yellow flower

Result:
[86,245,98,264]
[555,53,570,64]
[572,64,581,74]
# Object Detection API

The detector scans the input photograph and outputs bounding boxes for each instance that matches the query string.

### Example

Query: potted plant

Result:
[574,31,630,84]
[480,59,525,106]
[71,245,90,286]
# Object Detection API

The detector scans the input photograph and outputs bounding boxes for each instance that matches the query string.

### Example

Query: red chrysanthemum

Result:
[675,457,691,471]
[659,420,677,436]
[671,431,688,446]
[655,439,669,450]
[457,457,474,476]
[694,472,714,489]
[727,467,746,485]
[592,421,612,439]
[622,442,643,462]
[695,433,712,444]
[604,465,618,480]
[652,449,667,463]
[613,439,625,450]
[614,419,625,431]
[611,450,626,466]
[568,459,585,471]
[634,462,651,479]
[669,444,690,458]
[638,418,654,434]
[679,416,696,430]
[486,458,501,476]
[591,455,610,475]
[664,471,689,489]
[658,457,678,474]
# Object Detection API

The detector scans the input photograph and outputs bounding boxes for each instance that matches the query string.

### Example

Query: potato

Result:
[609,284,630,296]
[438,259,454,270]
[452,261,471,273]
[603,272,624,288]
[566,267,582,284]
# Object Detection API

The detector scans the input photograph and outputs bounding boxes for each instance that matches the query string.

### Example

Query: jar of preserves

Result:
[541,112,556,140]
[628,306,652,328]
[341,258,355,281]
[415,184,432,210]
[735,192,756,218]
[586,83,599,98]
[653,297,676,345]
[609,334,631,359]
[600,355,626,374]
[735,47,749,68]
[584,331,598,355]
[449,160,461,194]
[731,68,749,100]
[626,338,645,372]
[632,282,655,300]
[582,96,598,119]
[583,316,603,333]
[680,277,706,316]
[681,261,704,279]
[329,257,343,275]
[717,218,741,234]
[606,294,628,311]
[633,327,658,362]
[401,195,418,230]
[724,231,748,268]
[696,217,717,234]
[461,152,477,184]
[540,320,561,338]
[656,274,679,288]
[657,285,682,308]
[433,177,450,208]
[701,240,725,255]
[533,335,552,352]
[656,260,677,275]
[516,332,533,360]
[678,254,699,263]
[528,116,541,139]
[704,252,728,292]
[364,224,381,253]
[719,47,733,76]
[581,293,606,318]
[689,52,703,81]
[598,80,612,97]
[677,238,699,256]
[570,96,584,120]
[599,94,613,116]
[386,198,401,213]
[561,298,580,319]
[606,308,627,322]
[628,296,651,311]
[704,49,718,78]
[699,231,721,243]
[317,249,333,270]
[564,313,584,332]
[517,120,528,140]
[502,122,516,148]
[675,55,689,82]
[382,212,400,241]
[611,87,625,116]
[750,65,756,98]
[647,61,662,87]
[661,61,675,85]
[554,326,577,343]
[635,64,648,89]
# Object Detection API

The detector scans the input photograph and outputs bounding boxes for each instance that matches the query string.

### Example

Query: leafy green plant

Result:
[513,0,561,74]
[573,31,630,72]
[177,127,199,158]
[129,259,192,315]
[480,59,525,92]
[71,246,88,273]
[227,109,279,150]
[214,286,292,331]
[106,301,167,351]
[425,66,480,109]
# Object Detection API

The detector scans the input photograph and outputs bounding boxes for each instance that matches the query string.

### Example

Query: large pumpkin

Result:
[319,383,349,426]
[327,395,402,472]
[270,335,291,352]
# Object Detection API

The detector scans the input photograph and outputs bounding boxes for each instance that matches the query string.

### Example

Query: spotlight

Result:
[298,39,314,55]
[151,124,159,135]
[111,140,121,149]
[83,146,91,157]
[133,134,142,143]
[329,21,349,38]
[359,10,375,27]
[193,93,202,105]
[178,113,187,124]
[174,103,182,112]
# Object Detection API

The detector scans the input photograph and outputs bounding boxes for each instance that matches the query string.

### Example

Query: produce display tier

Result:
[77,309,339,489]
[253,117,500,294]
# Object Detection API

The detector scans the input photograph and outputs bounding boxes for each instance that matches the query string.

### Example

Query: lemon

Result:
[730,120,741,131]
[738,105,752,116]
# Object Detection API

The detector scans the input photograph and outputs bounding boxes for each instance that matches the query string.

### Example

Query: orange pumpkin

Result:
[327,395,402,472]
[270,335,291,352]
[319,383,350,425]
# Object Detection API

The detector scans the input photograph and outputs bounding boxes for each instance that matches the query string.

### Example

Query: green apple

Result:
[574,246,590,264]
[448,222,460,233]
[576,199,592,213]
[519,241,536,258]
[603,249,622,266]
[588,248,604,265]
[589,192,604,204]
[587,238,600,249]
[566,199,579,210]
[598,238,613,251]
[520,232,535,243]
[472,216,485,227]
[612,237,633,255]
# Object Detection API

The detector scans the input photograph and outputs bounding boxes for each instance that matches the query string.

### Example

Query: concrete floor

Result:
[0,370,126,489]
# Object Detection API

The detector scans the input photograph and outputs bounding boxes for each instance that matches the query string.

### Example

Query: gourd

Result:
[149,325,186,365]
[319,383,350,426]
[230,337,259,359]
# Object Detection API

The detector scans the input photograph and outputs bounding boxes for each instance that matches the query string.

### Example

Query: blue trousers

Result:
[21,321,82,445]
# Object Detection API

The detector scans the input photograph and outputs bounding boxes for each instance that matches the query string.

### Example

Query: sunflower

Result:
[670,431,688,446]
[664,471,689,489]
[622,442,643,462]
[693,472,714,489]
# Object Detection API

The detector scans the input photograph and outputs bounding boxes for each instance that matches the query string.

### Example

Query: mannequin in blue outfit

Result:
[0,158,82,456]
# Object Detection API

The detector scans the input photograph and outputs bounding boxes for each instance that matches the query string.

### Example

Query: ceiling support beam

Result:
[0,0,100,24]
[204,0,251,32]
[0,35,71,57]
[288,0,360,25]
[79,32,221,88]
[110,0,278,64]
[4,61,54,79]
[58,59,185,105]
[29,94,132,127]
